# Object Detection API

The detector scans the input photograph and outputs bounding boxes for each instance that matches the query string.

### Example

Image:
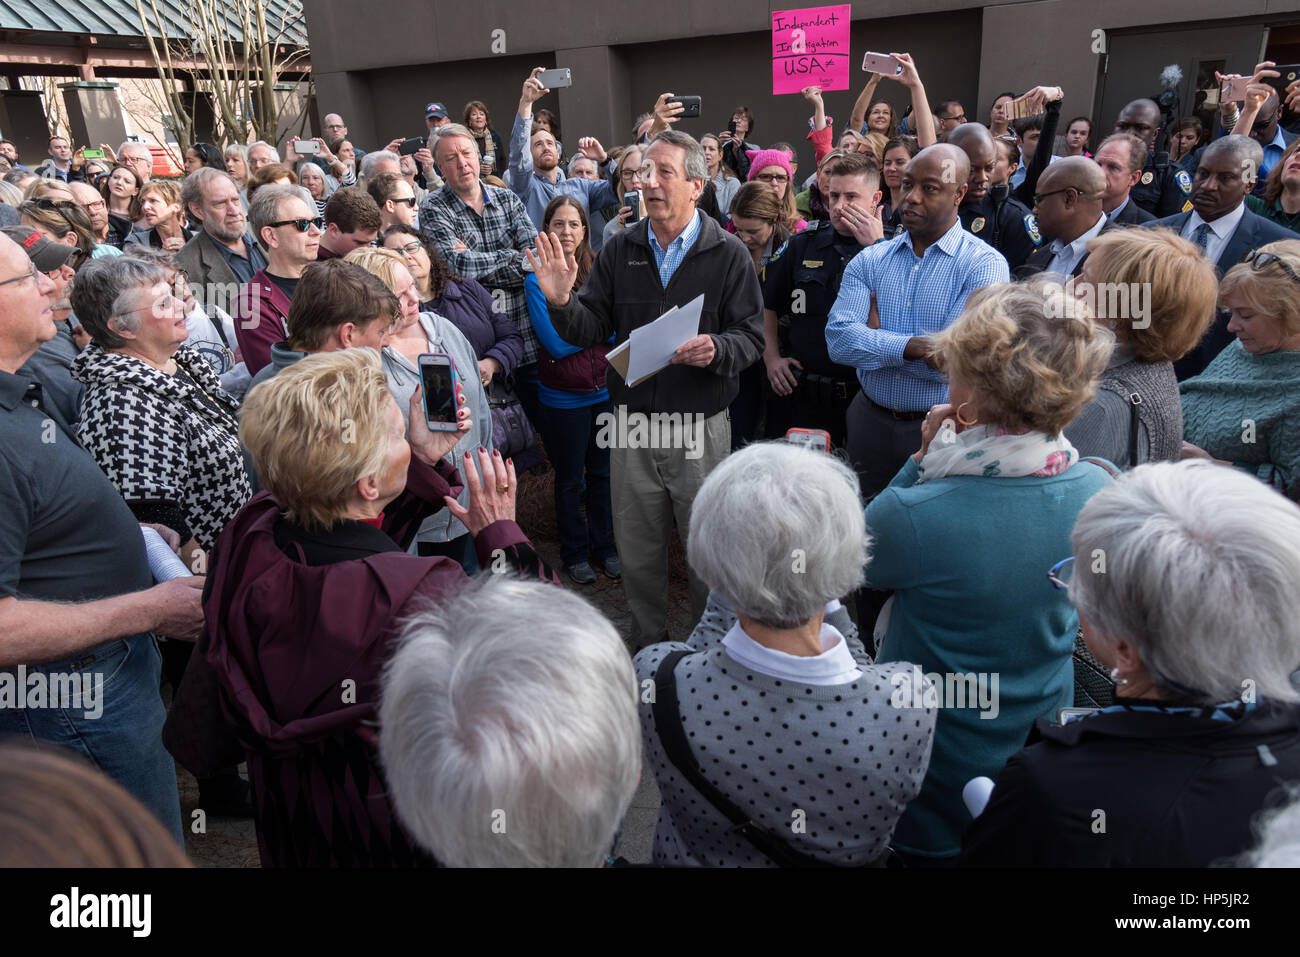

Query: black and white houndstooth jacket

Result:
[71,343,251,551]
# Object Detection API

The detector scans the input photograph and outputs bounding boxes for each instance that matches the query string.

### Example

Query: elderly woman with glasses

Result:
[864,280,1115,866]
[963,461,1300,866]
[1180,240,1300,501]
[381,224,523,380]
[635,441,935,867]
[187,348,555,866]
[69,256,250,571]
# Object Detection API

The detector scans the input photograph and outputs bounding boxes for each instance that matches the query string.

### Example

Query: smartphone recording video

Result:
[418,353,459,432]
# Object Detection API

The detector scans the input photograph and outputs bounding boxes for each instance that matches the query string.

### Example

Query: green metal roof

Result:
[0,0,307,45]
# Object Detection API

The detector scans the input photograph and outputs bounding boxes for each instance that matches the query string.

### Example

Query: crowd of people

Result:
[2,53,1299,870]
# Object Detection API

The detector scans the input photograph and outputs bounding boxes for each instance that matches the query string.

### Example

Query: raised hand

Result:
[521,67,549,107]
[801,85,823,103]
[578,136,607,163]
[445,447,517,537]
[892,53,922,90]
[524,230,579,306]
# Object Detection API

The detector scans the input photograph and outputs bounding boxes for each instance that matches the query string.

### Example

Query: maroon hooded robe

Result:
[188,458,556,867]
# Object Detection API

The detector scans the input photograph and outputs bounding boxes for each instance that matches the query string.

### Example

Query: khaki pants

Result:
[610,409,730,645]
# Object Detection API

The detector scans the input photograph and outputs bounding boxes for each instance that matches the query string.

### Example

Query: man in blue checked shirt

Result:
[826,143,1009,502]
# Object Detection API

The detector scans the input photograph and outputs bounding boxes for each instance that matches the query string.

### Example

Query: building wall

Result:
[306,0,1300,158]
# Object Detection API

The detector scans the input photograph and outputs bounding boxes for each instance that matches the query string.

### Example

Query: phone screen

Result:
[419,355,457,428]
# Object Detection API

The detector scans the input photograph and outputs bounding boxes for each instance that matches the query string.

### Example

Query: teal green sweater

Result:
[1180,341,1300,501]
[865,456,1111,857]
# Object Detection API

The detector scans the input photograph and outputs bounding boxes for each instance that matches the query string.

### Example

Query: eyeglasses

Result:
[619,169,641,182]
[1033,187,1074,205]
[1047,556,1074,591]
[0,261,41,289]
[389,196,418,208]
[1242,248,1300,284]
[83,199,106,212]
[268,217,323,232]
[941,112,967,122]
[394,239,424,255]
[754,172,789,184]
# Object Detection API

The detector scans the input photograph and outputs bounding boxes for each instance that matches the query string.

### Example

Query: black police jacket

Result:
[760,222,863,378]
[959,187,1041,271]
[1129,150,1193,218]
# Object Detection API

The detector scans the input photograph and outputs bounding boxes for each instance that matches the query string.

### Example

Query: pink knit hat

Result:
[746,148,793,182]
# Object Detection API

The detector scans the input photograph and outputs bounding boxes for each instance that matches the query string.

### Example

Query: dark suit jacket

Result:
[1144,206,1300,377]
[175,230,243,302]
[1013,217,1121,280]
[1109,197,1155,226]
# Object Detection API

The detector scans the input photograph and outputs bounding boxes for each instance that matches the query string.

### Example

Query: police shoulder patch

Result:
[1024,212,1041,244]
[1175,170,1192,193]
[1140,171,1154,185]
[970,216,986,233]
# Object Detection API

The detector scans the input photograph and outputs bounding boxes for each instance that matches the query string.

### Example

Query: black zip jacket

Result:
[961,700,1300,867]
[548,214,764,417]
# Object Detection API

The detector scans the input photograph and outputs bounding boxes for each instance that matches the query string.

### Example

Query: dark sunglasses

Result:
[389,196,418,208]
[1242,248,1300,284]
[268,217,323,232]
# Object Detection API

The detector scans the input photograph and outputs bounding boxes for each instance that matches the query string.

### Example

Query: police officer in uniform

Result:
[762,153,884,447]
[947,123,1041,270]
[1114,98,1194,217]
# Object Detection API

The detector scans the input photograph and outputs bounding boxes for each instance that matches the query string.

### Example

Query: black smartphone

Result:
[398,136,426,156]
[669,95,701,119]
[417,353,460,432]
[727,119,738,136]
[1263,64,1300,97]
[623,189,642,223]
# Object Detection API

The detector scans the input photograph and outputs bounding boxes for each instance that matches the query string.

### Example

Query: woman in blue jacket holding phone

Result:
[525,195,618,585]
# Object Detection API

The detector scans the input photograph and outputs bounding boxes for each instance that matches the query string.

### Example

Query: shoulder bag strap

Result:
[652,650,867,868]
[1126,392,1142,467]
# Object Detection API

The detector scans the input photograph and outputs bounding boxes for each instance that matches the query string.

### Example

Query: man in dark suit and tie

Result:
[1095,133,1156,226]
[1145,135,1300,378]
[1017,157,1119,279]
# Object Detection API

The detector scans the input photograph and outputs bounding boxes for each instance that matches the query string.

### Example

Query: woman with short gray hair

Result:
[635,441,935,867]
[964,461,1300,866]
[70,256,249,564]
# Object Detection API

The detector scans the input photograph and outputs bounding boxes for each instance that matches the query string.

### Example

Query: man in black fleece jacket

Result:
[530,130,763,645]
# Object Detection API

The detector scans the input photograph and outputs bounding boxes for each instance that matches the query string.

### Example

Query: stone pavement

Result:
[181,461,687,867]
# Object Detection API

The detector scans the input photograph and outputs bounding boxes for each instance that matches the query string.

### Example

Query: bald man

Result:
[1017,156,1113,278]
[827,143,1009,499]
[1114,98,1192,217]
[946,123,1041,270]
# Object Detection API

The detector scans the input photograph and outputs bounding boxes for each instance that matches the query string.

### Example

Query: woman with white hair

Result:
[635,441,936,867]
[191,348,557,867]
[379,576,640,867]
[865,280,1115,866]
[963,461,1300,866]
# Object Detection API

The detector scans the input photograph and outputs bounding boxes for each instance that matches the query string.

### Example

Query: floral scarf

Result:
[917,424,1078,483]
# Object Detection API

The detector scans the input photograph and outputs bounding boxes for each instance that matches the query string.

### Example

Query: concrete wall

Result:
[306,0,1300,158]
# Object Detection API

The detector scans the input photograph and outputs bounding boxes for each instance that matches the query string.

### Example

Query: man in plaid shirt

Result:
[419,123,540,420]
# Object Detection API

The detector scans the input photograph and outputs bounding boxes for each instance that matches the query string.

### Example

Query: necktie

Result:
[1193,223,1211,253]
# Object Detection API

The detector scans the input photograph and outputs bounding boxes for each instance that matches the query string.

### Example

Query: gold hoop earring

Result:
[956,402,978,427]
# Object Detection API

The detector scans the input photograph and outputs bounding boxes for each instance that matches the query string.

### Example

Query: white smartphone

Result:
[862,52,903,76]
[537,68,572,89]
[418,353,460,432]
[293,139,320,155]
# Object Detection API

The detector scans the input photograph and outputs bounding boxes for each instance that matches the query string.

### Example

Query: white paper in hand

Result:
[622,293,705,386]
[141,526,192,582]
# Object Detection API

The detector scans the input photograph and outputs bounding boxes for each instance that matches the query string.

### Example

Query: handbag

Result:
[486,377,539,464]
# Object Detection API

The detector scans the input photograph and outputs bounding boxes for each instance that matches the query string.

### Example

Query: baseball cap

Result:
[425,102,448,120]
[1,225,77,272]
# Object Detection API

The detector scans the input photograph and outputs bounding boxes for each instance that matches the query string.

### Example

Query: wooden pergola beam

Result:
[0,41,309,76]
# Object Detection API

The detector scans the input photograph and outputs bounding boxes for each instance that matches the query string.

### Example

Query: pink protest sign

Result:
[771,5,851,96]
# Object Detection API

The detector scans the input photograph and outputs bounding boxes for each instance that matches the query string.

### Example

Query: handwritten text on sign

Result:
[771,6,851,95]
